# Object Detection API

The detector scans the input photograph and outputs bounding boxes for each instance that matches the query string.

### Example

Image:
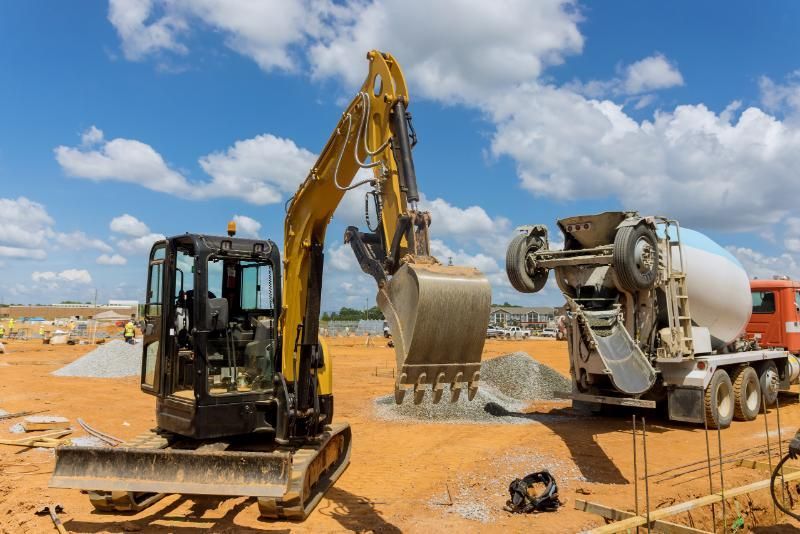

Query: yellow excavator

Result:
[50,51,491,519]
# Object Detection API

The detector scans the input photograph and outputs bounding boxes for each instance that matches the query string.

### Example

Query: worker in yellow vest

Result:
[8,318,14,335]
[38,325,45,338]
[0,325,4,339]
[124,319,136,344]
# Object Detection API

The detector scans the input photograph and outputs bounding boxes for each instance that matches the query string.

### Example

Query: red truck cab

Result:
[746,278,800,354]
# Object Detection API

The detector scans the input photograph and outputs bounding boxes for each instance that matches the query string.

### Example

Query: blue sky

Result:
[1,1,800,310]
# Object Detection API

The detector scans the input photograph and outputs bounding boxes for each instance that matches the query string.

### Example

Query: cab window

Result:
[752,291,776,314]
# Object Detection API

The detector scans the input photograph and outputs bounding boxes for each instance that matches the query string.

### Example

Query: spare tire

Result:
[506,234,548,293]
[613,224,659,292]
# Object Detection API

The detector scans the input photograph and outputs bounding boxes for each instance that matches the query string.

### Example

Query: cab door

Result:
[141,242,166,395]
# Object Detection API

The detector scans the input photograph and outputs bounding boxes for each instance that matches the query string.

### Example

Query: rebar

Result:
[642,417,651,534]
[703,412,717,533]
[716,420,726,532]
[762,391,777,523]
[633,415,639,533]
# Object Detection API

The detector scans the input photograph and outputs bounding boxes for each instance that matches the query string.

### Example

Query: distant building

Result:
[489,306,557,327]
[1,303,137,321]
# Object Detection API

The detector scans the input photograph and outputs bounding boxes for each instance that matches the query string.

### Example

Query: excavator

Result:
[50,51,491,519]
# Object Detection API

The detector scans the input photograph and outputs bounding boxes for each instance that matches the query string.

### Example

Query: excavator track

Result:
[53,424,352,519]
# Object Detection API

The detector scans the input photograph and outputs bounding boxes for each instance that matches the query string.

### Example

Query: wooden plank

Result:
[554,390,657,408]
[737,458,800,474]
[575,499,710,534]
[587,469,800,533]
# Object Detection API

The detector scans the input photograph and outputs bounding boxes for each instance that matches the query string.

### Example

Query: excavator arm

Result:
[281,51,491,422]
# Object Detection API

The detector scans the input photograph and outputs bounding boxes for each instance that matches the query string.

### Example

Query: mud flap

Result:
[584,311,656,395]
[378,262,491,404]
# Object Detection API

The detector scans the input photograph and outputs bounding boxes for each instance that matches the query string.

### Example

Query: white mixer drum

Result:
[671,228,751,348]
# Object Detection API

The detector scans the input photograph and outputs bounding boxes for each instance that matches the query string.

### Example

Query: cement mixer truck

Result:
[506,211,799,428]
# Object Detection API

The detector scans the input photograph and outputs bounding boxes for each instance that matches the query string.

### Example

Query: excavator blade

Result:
[378,263,491,404]
[50,424,352,520]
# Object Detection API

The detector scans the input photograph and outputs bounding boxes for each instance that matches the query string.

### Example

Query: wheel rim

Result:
[745,378,759,412]
[764,369,779,395]
[717,381,732,418]
[633,236,655,275]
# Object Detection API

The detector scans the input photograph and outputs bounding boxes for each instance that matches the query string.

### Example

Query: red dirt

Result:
[1,337,799,533]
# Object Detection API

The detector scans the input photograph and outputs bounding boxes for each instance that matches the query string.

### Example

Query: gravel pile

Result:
[52,340,141,378]
[375,352,570,424]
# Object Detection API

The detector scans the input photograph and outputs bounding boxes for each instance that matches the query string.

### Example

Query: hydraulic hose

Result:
[771,453,800,521]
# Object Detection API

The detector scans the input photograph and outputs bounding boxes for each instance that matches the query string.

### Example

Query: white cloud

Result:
[32,269,93,285]
[56,128,314,205]
[97,254,128,265]
[621,54,684,95]
[81,125,105,146]
[232,215,261,238]
[117,233,166,255]
[759,71,800,116]
[108,0,333,70]
[728,246,800,280]
[309,0,583,102]
[568,53,683,100]
[488,83,800,231]
[55,231,113,253]
[327,242,359,272]
[108,0,188,60]
[110,214,151,237]
[0,246,47,260]
[198,134,315,204]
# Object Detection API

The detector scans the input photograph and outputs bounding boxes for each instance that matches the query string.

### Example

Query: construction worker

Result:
[123,318,136,344]
[38,325,45,338]
[7,318,14,335]
[0,324,4,339]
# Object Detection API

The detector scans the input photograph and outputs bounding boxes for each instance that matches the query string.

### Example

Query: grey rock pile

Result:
[52,340,141,378]
[375,352,570,424]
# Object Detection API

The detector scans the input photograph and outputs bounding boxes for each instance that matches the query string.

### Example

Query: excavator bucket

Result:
[378,263,491,404]
[50,423,352,520]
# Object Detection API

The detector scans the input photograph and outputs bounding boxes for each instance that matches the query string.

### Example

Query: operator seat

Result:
[245,319,274,383]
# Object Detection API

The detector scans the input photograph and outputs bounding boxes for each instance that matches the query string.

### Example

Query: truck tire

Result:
[613,224,659,292]
[506,234,548,293]
[704,369,734,429]
[730,366,761,421]
[759,360,779,406]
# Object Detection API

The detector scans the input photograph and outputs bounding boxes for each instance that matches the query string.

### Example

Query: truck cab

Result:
[746,278,800,354]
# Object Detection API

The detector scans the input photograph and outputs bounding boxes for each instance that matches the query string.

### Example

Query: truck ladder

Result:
[658,219,694,359]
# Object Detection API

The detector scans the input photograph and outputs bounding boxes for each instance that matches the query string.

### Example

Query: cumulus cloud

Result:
[232,215,261,238]
[759,71,800,116]
[116,233,166,255]
[110,213,151,237]
[55,231,113,253]
[488,84,800,231]
[198,134,315,204]
[108,0,333,70]
[728,246,800,280]
[32,269,93,285]
[568,53,683,102]
[97,254,128,265]
[309,0,583,102]
[56,128,313,205]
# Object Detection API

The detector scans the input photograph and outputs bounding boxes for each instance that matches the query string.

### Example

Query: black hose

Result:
[771,453,800,520]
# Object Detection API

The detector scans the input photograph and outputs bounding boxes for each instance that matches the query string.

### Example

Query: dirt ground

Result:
[1,337,800,533]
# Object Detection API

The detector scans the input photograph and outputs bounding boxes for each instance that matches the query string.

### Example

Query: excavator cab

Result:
[140,233,292,439]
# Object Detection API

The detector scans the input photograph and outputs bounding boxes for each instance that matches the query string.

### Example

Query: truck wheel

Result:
[613,224,659,292]
[506,234,548,293]
[730,366,761,421]
[759,361,779,406]
[704,369,734,429]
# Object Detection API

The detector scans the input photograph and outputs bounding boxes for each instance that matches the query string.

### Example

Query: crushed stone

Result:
[52,340,141,378]
[69,436,110,447]
[8,423,24,434]
[375,352,570,425]
[24,415,68,424]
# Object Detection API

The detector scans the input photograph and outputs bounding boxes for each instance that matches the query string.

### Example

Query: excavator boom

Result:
[284,50,491,405]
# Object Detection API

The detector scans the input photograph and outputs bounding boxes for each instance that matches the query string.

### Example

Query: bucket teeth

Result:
[467,371,480,401]
[412,372,427,405]
[450,385,462,403]
[431,372,446,404]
